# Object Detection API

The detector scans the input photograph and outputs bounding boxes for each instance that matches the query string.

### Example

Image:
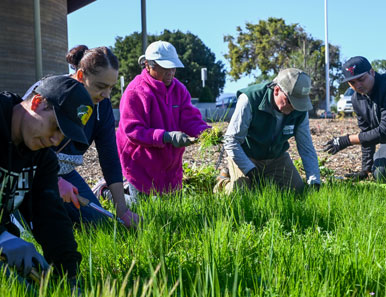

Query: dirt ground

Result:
[78,117,364,185]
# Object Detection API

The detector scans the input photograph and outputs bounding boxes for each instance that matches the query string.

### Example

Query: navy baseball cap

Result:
[341,56,372,83]
[35,76,93,145]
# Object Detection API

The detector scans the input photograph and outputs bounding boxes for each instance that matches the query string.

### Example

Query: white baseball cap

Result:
[139,40,184,69]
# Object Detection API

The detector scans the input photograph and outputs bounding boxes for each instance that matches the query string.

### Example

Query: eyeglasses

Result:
[279,87,293,107]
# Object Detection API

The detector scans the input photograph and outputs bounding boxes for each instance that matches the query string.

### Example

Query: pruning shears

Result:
[76,195,124,224]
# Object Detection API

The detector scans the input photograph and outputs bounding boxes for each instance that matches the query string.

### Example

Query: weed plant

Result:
[3,179,386,296]
[197,127,224,152]
[294,157,335,179]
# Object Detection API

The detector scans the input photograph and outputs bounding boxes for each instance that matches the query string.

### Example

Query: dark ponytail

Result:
[66,45,89,71]
[66,45,119,75]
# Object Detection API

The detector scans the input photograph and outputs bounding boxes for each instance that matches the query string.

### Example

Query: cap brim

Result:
[341,72,366,84]
[53,107,89,145]
[288,95,313,112]
[156,58,184,68]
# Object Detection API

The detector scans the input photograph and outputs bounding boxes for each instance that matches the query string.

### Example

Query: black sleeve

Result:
[0,225,6,235]
[352,96,376,171]
[356,113,376,171]
[29,149,81,278]
[357,106,386,146]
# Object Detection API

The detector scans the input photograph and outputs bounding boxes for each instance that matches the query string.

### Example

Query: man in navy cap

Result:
[324,56,386,181]
[0,76,93,285]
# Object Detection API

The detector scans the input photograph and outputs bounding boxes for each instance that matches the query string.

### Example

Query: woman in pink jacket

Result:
[116,41,210,197]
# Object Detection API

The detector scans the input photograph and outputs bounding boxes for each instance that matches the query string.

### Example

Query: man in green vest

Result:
[215,68,321,194]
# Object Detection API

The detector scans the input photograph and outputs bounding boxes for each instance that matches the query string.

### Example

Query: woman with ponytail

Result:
[24,45,139,229]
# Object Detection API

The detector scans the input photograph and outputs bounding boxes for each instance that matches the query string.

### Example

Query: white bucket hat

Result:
[138,40,184,69]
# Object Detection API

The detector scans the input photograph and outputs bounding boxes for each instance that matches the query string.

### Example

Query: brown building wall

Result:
[0,0,68,96]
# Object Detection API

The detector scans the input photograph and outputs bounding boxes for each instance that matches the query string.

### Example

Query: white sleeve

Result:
[224,93,256,175]
[295,113,321,184]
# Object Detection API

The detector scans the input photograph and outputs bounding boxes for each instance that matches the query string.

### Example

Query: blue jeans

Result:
[373,144,386,182]
[61,170,107,225]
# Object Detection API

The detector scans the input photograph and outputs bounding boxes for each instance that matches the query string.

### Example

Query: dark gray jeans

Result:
[373,144,386,182]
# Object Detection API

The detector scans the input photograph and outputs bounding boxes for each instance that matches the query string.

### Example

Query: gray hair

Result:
[138,55,157,69]
[147,60,157,68]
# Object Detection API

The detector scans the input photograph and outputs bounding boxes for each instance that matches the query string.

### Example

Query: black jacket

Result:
[351,73,386,171]
[0,91,81,277]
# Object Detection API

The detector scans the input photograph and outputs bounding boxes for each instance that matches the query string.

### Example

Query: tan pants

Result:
[214,152,304,194]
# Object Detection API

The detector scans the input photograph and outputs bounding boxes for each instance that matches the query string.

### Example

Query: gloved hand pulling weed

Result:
[323,135,351,155]
[163,131,194,148]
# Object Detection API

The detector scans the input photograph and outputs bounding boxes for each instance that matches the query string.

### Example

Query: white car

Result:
[337,88,354,114]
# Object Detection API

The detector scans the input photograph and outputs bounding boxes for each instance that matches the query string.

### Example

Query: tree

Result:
[287,38,341,107]
[110,32,144,108]
[199,86,214,102]
[224,18,301,81]
[224,17,342,108]
[372,59,386,74]
[110,30,226,106]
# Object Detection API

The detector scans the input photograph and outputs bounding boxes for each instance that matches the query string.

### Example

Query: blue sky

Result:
[68,0,386,95]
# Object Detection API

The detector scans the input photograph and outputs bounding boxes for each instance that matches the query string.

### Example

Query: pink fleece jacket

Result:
[116,69,210,194]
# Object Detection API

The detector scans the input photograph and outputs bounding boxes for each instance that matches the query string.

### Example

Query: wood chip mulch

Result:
[78,117,365,185]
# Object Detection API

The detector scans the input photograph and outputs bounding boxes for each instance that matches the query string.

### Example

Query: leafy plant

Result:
[197,127,224,152]
[293,157,335,179]
[336,111,345,120]
[318,157,335,178]
[182,162,217,193]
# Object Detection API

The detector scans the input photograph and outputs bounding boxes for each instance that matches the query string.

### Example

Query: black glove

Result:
[246,167,260,184]
[344,170,369,181]
[323,135,351,155]
[163,131,193,148]
[1,237,49,276]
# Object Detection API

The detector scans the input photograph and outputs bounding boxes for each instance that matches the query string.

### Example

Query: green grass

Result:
[3,178,386,296]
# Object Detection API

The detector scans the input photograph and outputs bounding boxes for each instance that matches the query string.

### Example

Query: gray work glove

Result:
[1,236,49,276]
[163,131,193,148]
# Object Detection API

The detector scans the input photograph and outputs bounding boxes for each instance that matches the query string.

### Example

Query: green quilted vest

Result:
[237,83,306,160]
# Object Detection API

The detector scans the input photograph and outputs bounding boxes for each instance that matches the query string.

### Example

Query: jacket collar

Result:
[141,69,176,97]
[257,84,276,115]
